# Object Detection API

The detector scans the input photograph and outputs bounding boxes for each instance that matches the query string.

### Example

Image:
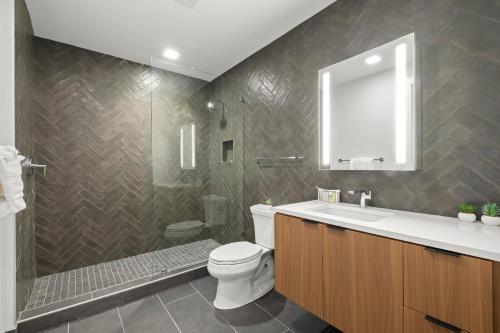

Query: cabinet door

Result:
[274,214,323,318]
[323,226,403,333]
[404,307,469,333]
[404,243,493,333]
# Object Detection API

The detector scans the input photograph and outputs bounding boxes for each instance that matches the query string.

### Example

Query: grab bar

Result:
[256,155,303,164]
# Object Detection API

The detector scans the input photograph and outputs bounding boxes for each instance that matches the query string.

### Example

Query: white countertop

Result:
[275,201,500,262]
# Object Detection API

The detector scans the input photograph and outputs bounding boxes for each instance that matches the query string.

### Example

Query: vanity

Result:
[274,201,500,333]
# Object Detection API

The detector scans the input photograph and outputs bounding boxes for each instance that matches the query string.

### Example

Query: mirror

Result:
[319,33,416,171]
[180,123,196,169]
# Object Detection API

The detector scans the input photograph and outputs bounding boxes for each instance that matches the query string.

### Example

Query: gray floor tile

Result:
[158,283,196,304]
[166,293,233,333]
[68,308,123,333]
[190,275,218,302]
[42,324,68,333]
[255,291,330,333]
[118,295,179,333]
[219,302,287,333]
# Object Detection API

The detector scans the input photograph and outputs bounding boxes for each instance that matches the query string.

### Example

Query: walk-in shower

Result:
[18,47,244,321]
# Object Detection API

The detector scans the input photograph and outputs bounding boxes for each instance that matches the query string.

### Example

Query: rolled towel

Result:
[0,146,26,218]
[348,157,375,170]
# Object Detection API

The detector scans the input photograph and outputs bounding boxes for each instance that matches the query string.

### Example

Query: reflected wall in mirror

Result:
[319,33,417,171]
[180,123,196,169]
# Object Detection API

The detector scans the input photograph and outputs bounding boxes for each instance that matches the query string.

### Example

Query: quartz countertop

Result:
[275,200,500,262]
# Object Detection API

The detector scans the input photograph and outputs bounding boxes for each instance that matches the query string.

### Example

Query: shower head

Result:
[207,99,224,112]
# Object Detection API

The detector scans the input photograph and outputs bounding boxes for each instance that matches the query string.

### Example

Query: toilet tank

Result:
[250,204,276,249]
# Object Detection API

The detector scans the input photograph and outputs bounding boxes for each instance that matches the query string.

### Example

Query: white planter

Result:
[481,215,500,226]
[458,212,476,223]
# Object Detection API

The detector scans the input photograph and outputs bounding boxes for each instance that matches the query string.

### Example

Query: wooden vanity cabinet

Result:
[274,214,498,333]
[403,243,493,333]
[274,214,323,318]
[323,225,403,333]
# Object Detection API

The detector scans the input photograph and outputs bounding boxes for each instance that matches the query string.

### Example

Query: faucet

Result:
[348,190,372,208]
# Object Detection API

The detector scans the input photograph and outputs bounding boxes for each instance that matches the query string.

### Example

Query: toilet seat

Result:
[209,241,262,265]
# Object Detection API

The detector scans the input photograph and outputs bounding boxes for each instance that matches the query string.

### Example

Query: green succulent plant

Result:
[481,203,500,217]
[458,202,476,214]
[265,198,273,206]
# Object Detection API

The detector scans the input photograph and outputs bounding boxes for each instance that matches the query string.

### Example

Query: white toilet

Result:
[207,204,275,310]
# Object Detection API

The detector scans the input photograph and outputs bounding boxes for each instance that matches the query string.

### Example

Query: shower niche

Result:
[222,140,234,163]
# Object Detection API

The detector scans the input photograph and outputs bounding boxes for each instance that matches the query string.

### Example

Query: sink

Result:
[304,205,393,222]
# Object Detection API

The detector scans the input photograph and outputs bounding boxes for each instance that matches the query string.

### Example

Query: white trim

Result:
[0,0,17,331]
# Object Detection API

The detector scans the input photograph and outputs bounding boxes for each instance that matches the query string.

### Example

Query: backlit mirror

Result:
[319,33,416,171]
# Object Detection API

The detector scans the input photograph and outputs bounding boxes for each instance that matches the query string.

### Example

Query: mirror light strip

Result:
[395,43,407,164]
[321,72,331,167]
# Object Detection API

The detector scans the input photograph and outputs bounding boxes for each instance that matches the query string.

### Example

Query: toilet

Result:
[208,204,275,310]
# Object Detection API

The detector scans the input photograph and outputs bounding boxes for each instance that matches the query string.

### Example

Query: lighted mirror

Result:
[319,33,416,171]
[180,123,196,169]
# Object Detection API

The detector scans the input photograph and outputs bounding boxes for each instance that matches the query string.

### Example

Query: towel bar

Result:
[338,157,384,163]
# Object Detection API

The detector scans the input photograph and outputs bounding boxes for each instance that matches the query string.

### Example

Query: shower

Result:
[207,99,227,128]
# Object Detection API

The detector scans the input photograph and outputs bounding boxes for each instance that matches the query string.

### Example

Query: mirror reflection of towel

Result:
[0,146,26,218]
[349,157,374,170]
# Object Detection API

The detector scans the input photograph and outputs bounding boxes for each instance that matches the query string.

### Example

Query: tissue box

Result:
[317,187,340,203]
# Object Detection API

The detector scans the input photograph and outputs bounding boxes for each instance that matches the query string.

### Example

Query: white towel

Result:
[349,157,375,170]
[0,146,26,218]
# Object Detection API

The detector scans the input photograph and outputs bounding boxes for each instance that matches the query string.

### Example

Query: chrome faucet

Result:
[348,190,372,208]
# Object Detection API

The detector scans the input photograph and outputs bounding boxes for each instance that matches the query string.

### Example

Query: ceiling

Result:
[26,0,336,81]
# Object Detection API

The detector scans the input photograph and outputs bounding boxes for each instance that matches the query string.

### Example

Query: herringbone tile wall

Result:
[15,0,37,314]
[212,0,500,241]
[32,38,244,276]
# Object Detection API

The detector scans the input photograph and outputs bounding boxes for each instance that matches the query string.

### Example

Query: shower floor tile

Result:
[24,239,220,312]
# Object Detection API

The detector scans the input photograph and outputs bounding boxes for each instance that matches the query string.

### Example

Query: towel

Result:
[348,157,375,170]
[0,146,26,218]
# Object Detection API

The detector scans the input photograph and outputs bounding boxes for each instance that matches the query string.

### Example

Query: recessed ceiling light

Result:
[163,48,180,60]
[365,55,381,65]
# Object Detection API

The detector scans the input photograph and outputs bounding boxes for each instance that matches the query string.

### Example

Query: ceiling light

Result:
[163,48,180,60]
[365,55,381,65]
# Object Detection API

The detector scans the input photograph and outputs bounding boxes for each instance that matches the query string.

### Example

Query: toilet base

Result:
[210,253,275,310]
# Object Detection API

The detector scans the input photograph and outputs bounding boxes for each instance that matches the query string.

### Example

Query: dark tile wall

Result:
[15,0,37,314]
[212,0,500,241]
[33,38,155,275]
[32,38,243,276]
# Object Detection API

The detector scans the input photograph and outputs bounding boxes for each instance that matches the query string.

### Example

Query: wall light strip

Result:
[395,43,407,164]
[321,72,331,167]
[191,123,196,168]
[180,128,184,169]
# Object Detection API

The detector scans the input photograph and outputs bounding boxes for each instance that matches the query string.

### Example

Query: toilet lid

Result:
[209,241,262,265]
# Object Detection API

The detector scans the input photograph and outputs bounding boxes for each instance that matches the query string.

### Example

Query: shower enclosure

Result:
[19,47,244,317]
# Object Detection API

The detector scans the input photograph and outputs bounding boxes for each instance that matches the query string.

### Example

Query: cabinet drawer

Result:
[404,307,469,333]
[403,243,493,333]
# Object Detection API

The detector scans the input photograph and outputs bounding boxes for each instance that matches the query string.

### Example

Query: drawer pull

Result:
[425,315,461,332]
[424,246,461,257]
[327,224,346,231]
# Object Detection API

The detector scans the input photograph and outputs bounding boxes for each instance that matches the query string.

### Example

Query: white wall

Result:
[0,0,17,331]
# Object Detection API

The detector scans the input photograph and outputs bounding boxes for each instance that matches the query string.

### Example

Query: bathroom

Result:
[0,0,499,332]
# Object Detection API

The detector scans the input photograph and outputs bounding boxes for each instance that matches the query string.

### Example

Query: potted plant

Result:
[481,203,500,226]
[457,203,476,223]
